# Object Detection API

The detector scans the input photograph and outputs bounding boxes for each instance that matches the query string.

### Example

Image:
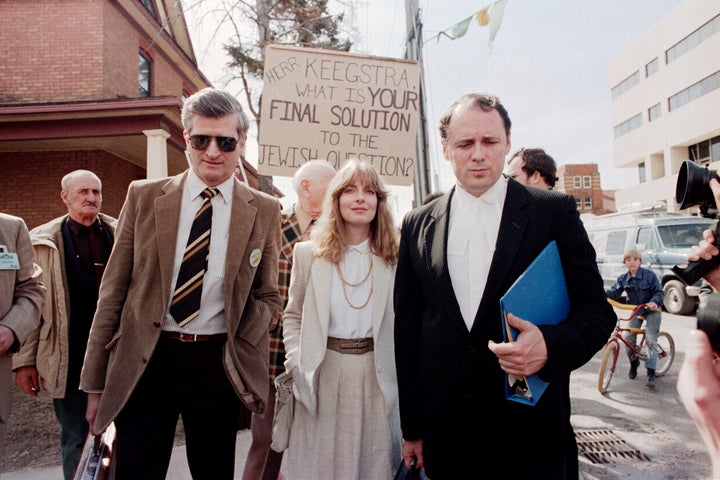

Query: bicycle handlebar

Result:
[606,298,650,318]
[607,298,646,310]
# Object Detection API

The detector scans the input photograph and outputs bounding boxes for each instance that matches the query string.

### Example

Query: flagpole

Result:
[405,0,431,207]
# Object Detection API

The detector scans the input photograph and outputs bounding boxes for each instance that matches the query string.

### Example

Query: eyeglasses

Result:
[188,135,239,152]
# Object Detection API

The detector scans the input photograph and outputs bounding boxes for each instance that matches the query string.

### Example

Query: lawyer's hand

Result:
[488,313,548,377]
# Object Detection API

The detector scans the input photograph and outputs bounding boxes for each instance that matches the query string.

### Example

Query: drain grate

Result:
[576,429,651,464]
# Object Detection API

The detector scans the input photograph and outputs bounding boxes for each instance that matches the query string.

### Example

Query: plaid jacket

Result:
[269,207,307,379]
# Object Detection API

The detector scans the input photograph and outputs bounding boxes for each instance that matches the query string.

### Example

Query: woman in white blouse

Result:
[281,158,401,479]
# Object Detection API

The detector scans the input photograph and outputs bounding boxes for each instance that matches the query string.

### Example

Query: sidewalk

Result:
[2,430,253,480]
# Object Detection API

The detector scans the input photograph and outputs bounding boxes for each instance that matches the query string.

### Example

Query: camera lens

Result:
[696,292,720,352]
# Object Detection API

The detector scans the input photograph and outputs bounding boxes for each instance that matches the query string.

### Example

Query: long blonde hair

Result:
[311,158,398,264]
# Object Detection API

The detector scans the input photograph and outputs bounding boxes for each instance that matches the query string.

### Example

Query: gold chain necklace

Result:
[334,256,373,310]
[335,255,373,286]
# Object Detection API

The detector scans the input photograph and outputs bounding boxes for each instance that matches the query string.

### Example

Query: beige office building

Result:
[609,0,720,213]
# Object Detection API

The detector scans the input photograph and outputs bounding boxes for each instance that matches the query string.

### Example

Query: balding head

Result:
[294,160,337,219]
[60,170,103,226]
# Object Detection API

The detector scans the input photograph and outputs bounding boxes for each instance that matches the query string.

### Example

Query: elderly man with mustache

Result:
[13,169,116,480]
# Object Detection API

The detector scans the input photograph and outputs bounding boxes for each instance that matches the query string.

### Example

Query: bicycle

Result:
[597,298,676,394]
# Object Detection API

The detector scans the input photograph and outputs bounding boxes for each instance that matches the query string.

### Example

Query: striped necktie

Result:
[170,187,218,327]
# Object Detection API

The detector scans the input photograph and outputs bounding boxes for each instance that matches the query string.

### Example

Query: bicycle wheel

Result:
[655,331,675,377]
[598,341,619,394]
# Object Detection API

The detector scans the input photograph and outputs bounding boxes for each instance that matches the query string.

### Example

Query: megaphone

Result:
[676,159,719,210]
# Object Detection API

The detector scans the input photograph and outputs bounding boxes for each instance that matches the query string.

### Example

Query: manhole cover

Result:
[576,429,651,464]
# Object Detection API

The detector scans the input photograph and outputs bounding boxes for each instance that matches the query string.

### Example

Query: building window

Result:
[611,71,640,99]
[645,57,659,77]
[639,162,646,183]
[573,176,582,189]
[574,197,582,210]
[690,139,712,166]
[613,113,642,138]
[139,0,157,18]
[139,52,151,97]
[583,176,592,188]
[648,103,661,122]
[584,197,593,209]
[668,70,720,112]
[712,136,720,163]
[666,14,720,64]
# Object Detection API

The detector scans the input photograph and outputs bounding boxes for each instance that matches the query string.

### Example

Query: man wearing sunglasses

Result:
[80,88,282,479]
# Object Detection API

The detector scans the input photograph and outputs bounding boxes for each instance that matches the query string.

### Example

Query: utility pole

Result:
[405,0,432,207]
[255,0,274,194]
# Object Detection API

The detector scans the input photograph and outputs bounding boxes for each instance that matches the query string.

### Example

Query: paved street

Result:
[573,309,712,479]
[1,431,254,480]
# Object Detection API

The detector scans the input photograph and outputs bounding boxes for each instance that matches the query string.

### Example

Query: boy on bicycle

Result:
[606,248,664,388]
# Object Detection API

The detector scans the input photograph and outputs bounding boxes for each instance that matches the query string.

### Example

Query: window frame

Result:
[138,50,152,98]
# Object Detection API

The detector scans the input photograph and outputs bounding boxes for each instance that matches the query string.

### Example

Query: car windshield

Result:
[657,222,715,248]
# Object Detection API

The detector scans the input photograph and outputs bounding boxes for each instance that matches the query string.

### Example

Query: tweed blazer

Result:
[394,181,616,477]
[79,172,282,433]
[282,240,398,414]
[0,213,44,422]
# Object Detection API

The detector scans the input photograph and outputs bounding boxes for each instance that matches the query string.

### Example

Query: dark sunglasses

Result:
[188,135,238,152]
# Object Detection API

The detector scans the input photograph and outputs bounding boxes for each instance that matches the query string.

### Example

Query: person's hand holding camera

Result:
[687,190,720,290]
[685,177,720,351]
[678,174,720,476]
[689,226,720,285]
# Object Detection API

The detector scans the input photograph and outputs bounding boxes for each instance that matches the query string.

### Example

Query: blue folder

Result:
[499,240,570,406]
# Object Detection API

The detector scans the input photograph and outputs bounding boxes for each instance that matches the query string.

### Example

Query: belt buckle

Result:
[346,339,366,353]
[180,333,197,342]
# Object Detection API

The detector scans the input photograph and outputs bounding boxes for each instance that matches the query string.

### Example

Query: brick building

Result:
[556,164,613,216]
[0,0,272,228]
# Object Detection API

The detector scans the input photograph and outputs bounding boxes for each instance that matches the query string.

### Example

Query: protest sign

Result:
[259,44,421,186]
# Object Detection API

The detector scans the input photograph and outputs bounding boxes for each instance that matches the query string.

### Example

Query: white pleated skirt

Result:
[281,349,401,480]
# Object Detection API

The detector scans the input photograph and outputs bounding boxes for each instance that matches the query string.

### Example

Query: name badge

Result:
[0,252,20,270]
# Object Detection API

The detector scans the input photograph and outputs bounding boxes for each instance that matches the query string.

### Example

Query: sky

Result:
[183,0,684,214]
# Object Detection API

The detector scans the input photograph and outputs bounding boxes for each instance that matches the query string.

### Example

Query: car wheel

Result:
[663,279,694,315]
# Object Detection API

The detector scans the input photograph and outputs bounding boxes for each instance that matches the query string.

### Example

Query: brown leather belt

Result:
[326,336,374,354]
[160,331,228,342]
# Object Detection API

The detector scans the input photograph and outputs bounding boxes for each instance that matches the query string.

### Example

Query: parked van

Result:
[583,209,716,315]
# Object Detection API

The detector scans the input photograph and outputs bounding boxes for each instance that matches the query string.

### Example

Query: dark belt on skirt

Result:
[160,331,228,342]
[326,336,374,354]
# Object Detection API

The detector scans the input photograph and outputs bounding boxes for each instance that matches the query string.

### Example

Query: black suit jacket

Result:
[394,180,615,479]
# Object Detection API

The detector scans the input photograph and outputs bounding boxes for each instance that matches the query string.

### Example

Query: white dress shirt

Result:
[163,171,234,335]
[448,177,508,330]
[328,239,374,339]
